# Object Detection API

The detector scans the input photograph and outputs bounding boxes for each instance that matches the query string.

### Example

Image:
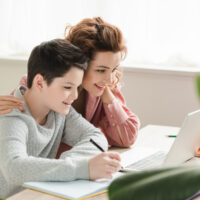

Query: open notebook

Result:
[23,173,122,200]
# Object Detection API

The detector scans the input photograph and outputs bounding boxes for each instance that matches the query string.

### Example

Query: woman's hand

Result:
[88,152,121,180]
[101,87,115,104]
[101,70,120,104]
[0,95,24,114]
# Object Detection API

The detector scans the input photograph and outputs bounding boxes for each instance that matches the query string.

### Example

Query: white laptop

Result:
[121,109,200,171]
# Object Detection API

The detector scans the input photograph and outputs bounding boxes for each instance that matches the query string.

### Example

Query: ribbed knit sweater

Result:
[0,86,108,198]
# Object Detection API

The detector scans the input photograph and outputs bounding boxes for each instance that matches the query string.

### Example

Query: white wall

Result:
[0,57,27,94]
[121,65,200,127]
[0,58,200,128]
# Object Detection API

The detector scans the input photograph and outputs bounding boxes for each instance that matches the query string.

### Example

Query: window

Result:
[0,0,200,67]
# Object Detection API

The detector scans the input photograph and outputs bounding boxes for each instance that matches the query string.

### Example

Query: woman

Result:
[0,17,140,151]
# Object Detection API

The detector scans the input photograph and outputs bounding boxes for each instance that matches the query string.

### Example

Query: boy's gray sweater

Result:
[0,86,108,198]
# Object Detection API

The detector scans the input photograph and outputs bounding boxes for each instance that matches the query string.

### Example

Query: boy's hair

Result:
[27,39,88,88]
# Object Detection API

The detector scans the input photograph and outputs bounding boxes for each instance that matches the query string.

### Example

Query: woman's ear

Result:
[33,74,46,91]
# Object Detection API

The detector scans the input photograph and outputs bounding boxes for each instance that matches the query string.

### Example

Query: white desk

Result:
[7,125,200,200]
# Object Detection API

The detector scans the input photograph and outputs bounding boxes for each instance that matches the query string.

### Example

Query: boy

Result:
[0,39,121,198]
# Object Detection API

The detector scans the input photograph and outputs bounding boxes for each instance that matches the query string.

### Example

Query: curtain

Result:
[1,0,200,67]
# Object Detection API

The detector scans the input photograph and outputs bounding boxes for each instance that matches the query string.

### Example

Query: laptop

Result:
[121,109,200,171]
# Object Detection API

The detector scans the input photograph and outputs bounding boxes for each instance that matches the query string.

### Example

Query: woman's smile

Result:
[94,84,106,91]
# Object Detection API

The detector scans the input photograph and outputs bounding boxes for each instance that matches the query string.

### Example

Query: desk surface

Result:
[7,125,200,200]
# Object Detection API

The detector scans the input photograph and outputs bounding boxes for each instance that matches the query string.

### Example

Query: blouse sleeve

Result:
[100,87,140,147]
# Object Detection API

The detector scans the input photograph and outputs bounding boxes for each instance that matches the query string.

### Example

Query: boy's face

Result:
[42,67,84,115]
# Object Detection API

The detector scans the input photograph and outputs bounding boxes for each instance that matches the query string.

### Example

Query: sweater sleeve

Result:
[101,87,140,147]
[60,107,108,159]
[0,117,89,187]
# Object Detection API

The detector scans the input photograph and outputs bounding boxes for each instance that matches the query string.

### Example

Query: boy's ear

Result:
[33,74,46,91]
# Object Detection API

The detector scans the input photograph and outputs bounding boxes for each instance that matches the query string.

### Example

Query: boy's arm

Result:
[0,117,89,186]
[60,107,108,159]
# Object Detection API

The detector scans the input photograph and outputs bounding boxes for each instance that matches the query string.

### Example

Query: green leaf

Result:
[196,76,200,98]
[108,165,200,200]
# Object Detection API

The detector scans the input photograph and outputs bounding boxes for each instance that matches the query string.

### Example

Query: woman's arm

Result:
[0,75,27,114]
[0,95,24,114]
[100,87,140,147]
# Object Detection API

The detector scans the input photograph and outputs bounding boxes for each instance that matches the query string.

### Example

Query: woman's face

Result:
[82,51,121,96]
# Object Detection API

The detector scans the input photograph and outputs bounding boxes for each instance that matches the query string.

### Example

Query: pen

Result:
[167,135,177,138]
[89,138,137,173]
[90,138,105,152]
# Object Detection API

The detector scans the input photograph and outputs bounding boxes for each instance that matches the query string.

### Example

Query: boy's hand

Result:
[88,152,121,180]
[0,95,24,114]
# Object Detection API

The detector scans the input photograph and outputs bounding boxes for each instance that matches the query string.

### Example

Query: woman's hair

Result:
[64,17,126,87]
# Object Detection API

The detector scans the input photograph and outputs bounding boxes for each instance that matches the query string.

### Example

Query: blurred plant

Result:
[108,165,200,200]
[197,76,200,98]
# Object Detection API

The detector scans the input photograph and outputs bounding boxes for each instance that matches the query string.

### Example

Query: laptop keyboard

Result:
[126,151,167,170]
